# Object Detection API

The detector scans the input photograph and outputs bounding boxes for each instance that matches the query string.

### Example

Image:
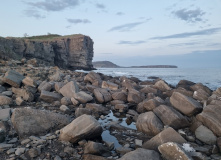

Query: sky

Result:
[0,0,221,68]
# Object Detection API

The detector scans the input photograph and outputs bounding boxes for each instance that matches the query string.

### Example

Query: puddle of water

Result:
[101,130,121,149]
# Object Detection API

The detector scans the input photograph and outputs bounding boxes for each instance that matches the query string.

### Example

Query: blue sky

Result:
[0,0,221,67]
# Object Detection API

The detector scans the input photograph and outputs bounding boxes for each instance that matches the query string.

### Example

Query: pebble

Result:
[15,148,26,156]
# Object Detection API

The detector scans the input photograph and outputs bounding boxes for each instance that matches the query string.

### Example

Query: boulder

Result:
[142,127,187,151]
[140,86,157,94]
[115,104,128,113]
[136,112,164,136]
[158,142,193,160]
[38,81,52,92]
[170,92,202,116]
[49,71,64,82]
[193,89,210,102]
[16,97,25,106]
[154,80,171,92]
[196,104,221,136]
[143,99,159,111]
[83,154,108,160]
[22,77,37,87]
[40,90,62,103]
[71,97,79,106]
[3,70,25,88]
[85,103,109,115]
[94,88,112,103]
[0,108,11,121]
[110,100,125,106]
[55,82,65,92]
[190,83,212,95]
[73,91,93,103]
[118,148,161,160]
[84,141,110,155]
[84,71,102,87]
[60,97,72,106]
[127,89,143,104]
[112,91,127,102]
[136,101,147,113]
[0,95,13,105]
[59,114,102,143]
[102,81,118,90]
[12,87,34,102]
[153,105,190,129]
[75,108,92,117]
[59,81,79,98]
[195,125,217,145]
[11,108,70,138]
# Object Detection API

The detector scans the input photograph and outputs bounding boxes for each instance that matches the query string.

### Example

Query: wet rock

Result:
[59,114,102,143]
[170,92,202,116]
[94,88,112,103]
[102,81,118,90]
[84,141,110,156]
[153,105,190,129]
[112,91,127,102]
[115,104,128,113]
[136,111,163,136]
[142,127,187,151]
[85,103,109,115]
[158,142,193,160]
[0,128,5,143]
[11,108,70,138]
[118,148,161,160]
[177,80,195,89]
[127,89,143,104]
[140,86,157,94]
[38,81,52,92]
[195,125,217,145]
[3,70,25,88]
[75,108,92,117]
[73,91,93,103]
[0,95,13,105]
[22,76,37,87]
[59,81,79,98]
[154,80,171,92]
[84,71,102,87]
[0,108,11,121]
[12,87,34,102]
[196,104,221,136]
[40,90,62,103]
[0,143,13,150]
[193,89,210,102]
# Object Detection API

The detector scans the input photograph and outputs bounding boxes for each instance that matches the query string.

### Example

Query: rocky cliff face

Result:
[0,34,94,70]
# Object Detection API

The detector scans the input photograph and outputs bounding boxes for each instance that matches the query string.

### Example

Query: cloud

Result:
[118,40,146,45]
[25,0,80,12]
[116,12,124,16]
[67,19,91,24]
[151,27,221,40]
[108,22,145,32]
[172,8,206,23]
[23,9,46,19]
[96,3,105,9]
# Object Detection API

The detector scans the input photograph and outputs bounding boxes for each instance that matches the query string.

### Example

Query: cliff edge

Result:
[0,34,94,70]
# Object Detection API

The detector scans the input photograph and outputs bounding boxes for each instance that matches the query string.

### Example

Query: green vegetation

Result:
[23,34,61,40]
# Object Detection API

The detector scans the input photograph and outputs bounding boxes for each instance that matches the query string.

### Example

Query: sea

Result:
[84,68,221,91]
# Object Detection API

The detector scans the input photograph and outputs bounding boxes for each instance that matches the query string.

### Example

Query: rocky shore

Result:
[0,59,221,160]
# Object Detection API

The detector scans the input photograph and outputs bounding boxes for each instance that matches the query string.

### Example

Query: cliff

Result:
[0,34,94,70]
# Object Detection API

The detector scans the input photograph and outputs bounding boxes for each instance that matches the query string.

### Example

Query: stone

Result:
[40,90,62,103]
[135,139,143,147]
[12,87,34,102]
[28,148,39,158]
[0,143,13,150]
[0,95,13,105]
[196,104,221,136]
[143,99,159,111]
[193,89,210,102]
[85,103,109,115]
[55,82,65,92]
[170,92,202,116]
[59,81,79,98]
[217,137,221,152]
[142,127,187,151]
[136,111,164,136]
[59,114,102,143]
[15,148,26,156]
[140,86,158,94]
[195,125,217,145]
[11,108,70,138]
[153,105,190,129]
[158,142,193,160]
[15,97,25,106]
[60,105,70,114]
[154,80,171,92]
[102,81,118,90]
[22,76,37,87]
[190,83,212,95]
[112,91,127,102]
[60,97,72,106]
[84,141,110,155]
[2,91,12,96]
[49,71,64,82]
[116,147,133,155]
[136,101,147,113]
[83,154,108,160]
[3,70,25,88]
[0,128,5,143]
[118,148,161,160]
[38,81,52,92]
[84,71,102,86]
[127,89,143,104]
[0,85,6,93]
[111,100,125,106]
[94,88,112,103]
[75,108,92,117]
[71,97,79,106]
[73,91,93,103]
[115,104,128,113]
[0,108,11,121]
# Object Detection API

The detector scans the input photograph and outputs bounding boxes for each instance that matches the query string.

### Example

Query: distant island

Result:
[93,61,177,68]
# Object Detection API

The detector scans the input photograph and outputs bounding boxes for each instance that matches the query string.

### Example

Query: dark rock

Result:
[12,87,34,102]
[84,141,110,156]
[75,108,92,117]
[2,70,25,88]
[127,89,143,104]
[0,95,13,105]
[40,90,62,103]
[195,125,217,145]
[112,91,127,102]
[38,81,52,92]
[83,154,108,160]
[0,108,11,121]
[85,103,109,115]
[143,99,160,111]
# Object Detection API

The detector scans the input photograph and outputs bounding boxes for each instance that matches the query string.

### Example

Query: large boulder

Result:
[143,99,159,111]
[84,141,110,155]
[136,112,164,136]
[195,125,217,145]
[140,86,157,94]
[190,83,212,95]
[170,92,202,116]
[59,114,102,143]
[0,95,13,105]
[3,70,25,88]
[127,89,143,104]
[142,127,187,151]
[112,91,127,102]
[11,108,70,138]
[193,89,210,102]
[84,72,102,87]
[85,103,109,115]
[102,81,118,90]
[93,88,112,103]
[40,90,62,103]
[154,80,171,92]
[196,104,221,136]
[73,91,93,103]
[118,148,161,160]
[153,105,190,129]
[59,81,79,98]
[38,81,52,92]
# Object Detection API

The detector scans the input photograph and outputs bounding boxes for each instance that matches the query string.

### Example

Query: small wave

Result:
[114,71,128,75]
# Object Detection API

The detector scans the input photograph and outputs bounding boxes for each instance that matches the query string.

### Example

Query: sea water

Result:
[94,68,221,90]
